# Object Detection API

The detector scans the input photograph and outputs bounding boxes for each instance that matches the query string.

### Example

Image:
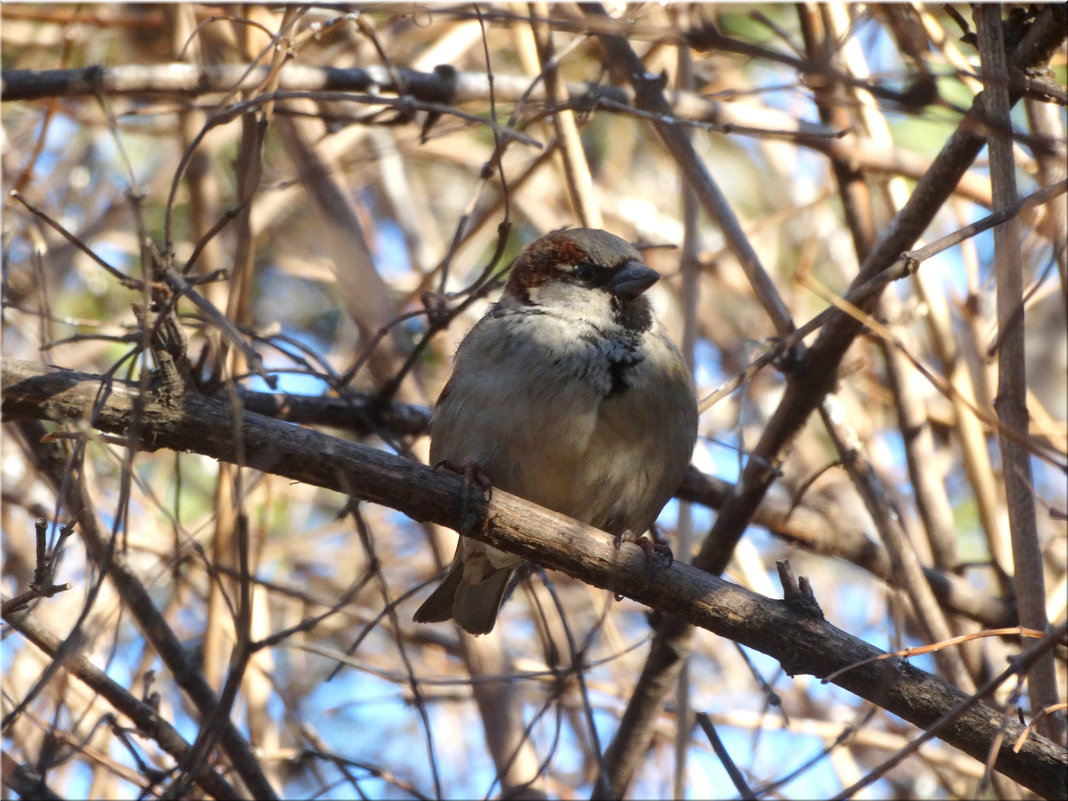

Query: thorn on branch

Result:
[776,559,824,619]
[2,519,75,615]
[142,669,161,712]
[420,65,459,143]
[31,517,49,590]
[420,290,451,328]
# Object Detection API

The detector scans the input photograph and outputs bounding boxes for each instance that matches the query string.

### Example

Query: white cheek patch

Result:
[531,279,613,318]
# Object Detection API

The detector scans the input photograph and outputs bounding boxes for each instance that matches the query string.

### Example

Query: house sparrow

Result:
[413,228,698,635]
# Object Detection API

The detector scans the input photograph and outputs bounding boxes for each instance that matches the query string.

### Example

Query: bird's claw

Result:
[614,530,673,580]
[435,459,492,534]
[434,459,492,499]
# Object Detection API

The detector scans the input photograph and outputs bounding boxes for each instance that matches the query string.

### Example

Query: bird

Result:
[413,228,698,635]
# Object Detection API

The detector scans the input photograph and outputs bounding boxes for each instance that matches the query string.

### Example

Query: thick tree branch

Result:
[0,62,823,139]
[976,5,1062,743]
[7,62,1065,243]
[2,359,1065,798]
[5,359,1020,630]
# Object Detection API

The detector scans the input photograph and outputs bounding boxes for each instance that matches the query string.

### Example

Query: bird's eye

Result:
[572,263,596,283]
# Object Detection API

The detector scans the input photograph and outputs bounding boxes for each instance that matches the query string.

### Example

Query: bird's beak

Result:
[608,260,660,299]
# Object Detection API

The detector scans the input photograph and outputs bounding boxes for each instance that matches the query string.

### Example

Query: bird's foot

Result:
[613,529,673,580]
[435,459,492,534]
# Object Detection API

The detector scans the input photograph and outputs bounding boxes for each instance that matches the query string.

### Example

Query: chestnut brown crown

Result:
[504,228,661,313]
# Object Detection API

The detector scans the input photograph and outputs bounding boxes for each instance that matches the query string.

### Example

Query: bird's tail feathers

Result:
[453,567,512,635]
[413,561,513,635]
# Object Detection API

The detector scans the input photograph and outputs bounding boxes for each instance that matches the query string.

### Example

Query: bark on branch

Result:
[0,62,823,138]
[3,358,1065,798]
